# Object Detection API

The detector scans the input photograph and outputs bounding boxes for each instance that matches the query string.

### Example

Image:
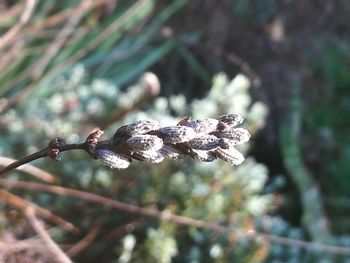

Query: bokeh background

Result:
[0,0,349,262]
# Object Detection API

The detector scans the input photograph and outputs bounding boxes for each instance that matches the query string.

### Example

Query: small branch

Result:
[25,207,73,263]
[0,156,56,182]
[0,143,86,176]
[66,224,100,257]
[0,0,37,50]
[0,188,79,233]
[2,179,350,256]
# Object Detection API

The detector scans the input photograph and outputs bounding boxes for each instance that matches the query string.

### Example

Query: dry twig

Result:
[1,179,350,256]
[0,188,79,233]
[25,207,72,263]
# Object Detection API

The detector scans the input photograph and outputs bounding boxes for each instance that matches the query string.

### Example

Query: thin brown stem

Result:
[2,179,350,256]
[0,143,86,176]
[25,207,73,263]
[0,188,79,233]
[0,156,56,182]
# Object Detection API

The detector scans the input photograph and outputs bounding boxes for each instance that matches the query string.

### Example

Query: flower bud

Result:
[191,149,216,162]
[215,128,250,145]
[214,148,245,165]
[159,145,186,160]
[217,114,244,128]
[114,120,159,137]
[184,118,219,134]
[126,135,163,152]
[187,134,221,150]
[159,126,196,144]
[95,149,131,169]
[132,150,164,163]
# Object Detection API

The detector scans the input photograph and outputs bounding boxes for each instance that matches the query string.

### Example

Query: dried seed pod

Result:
[184,118,219,134]
[187,134,222,151]
[126,135,163,152]
[95,149,131,169]
[215,128,250,145]
[114,120,159,137]
[217,114,244,129]
[159,145,186,160]
[214,147,245,165]
[132,150,164,163]
[190,149,216,162]
[158,126,196,144]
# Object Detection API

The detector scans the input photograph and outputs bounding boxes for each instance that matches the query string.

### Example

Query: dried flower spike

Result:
[93,114,249,169]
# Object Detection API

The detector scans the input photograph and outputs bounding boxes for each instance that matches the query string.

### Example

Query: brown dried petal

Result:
[218,114,244,129]
[95,149,131,169]
[126,135,163,152]
[159,126,196,144]
[191,149,216,162]
[187,134,222,150]
[184,118,219,134]
[214,148,245,165]
[132,150,164,163]
[216,128,250,145]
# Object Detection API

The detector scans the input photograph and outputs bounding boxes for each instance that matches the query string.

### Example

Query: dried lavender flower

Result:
[95,149,131,169]
[215,128,250,145]
[217,114,244,129]
[191,149,216,162]
[158,126,196,144]
[114,120,159,137]
[132,150,164,163]
[126,135,163,152]
[184,118,219,134]
[213,147,245,165]
[187,134,222,151]
[159,145,186,160]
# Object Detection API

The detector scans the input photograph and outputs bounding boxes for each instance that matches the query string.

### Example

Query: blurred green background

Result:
[0,0,349,262]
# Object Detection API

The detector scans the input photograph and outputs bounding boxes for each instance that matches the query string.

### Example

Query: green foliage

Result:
[304,39,350,234]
